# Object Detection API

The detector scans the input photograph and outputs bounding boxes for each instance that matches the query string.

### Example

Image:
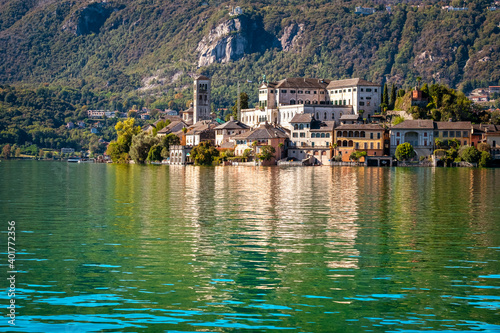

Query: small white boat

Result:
[67,158,81,163]
[78,159,95,163]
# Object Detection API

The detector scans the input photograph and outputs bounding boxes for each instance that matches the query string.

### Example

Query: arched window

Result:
[294,124,298,130]
[343,131,348,137]
[337,140,342,147]
[354,131,359,137]
[324,112,327,120]
[326,133,330,138]
[321,133,325,138]
[348,140,354,147]
[290,99,296,105]
[299,124,304,130]
[343,140,348,147]
[348,131,353,137]
[337,131,342,137]
[199,95,203,101]
[360,131,365,138]
[316,113,319,118]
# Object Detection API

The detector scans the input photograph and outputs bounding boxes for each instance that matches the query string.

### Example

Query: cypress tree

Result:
[382,83,389,105]
[390,83,396,109]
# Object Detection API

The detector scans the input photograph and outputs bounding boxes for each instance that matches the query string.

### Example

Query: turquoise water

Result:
[0,160,499,332]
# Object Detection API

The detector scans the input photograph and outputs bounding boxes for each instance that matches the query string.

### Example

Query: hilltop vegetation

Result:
[0,0,499,109]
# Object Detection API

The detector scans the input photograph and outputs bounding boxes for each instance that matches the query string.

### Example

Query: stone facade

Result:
[193,75,211,124]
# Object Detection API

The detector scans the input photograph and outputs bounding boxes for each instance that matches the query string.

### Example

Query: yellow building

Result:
[334,124,387,162]
[434,121,472,146]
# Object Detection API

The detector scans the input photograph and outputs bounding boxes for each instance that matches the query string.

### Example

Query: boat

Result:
[78,159,95,163]
[67,157,81,163]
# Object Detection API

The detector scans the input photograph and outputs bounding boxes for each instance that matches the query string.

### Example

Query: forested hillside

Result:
[0,0,499,109]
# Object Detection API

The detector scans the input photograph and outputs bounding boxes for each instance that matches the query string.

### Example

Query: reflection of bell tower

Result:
[193,75,211,124]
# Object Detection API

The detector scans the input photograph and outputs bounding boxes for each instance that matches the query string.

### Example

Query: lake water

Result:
[0,160,499,332]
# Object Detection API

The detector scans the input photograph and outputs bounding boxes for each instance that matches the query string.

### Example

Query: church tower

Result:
[193,75,211,124]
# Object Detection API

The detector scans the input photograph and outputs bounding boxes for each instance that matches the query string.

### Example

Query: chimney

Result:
[230,116,234,121]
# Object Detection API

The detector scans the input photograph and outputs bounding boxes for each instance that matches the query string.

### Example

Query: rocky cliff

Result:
[196,15,278,67]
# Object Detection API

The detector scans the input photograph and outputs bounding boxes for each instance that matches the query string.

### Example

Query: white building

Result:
[390,120,435,157]
[287,113,334,165]
[214,117,250,146]
[241,77,380,128]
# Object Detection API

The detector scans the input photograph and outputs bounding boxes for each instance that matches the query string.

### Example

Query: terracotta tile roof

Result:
[274,78,330,89]
[290,113,314,123]
[335,124,385,131]
[310,120,335,132]
[326,78,380,89]
[233,123,288,140]
[214,120,250,130]
[434,121,472,130]
[472,124,500,133]
[220,141,236,149]
[340,114,362,120]
[391,120,434,129]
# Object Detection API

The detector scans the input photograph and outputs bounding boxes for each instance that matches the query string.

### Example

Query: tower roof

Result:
[195,75,210,80]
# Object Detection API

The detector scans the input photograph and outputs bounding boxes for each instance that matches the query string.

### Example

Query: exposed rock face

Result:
[62,2,122,36]
[279,23,304,52]
[196,15,277,67]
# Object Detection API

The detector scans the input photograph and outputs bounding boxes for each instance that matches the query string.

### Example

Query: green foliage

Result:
[349,150,367,161]
[393,116,405,125]
[190,141,219,166]
[147,144,163,162]
[160,133,180,153]
[242,148,253,161]
[382,84,389,106]
[479,151,492,167]
[477,142,491,152]
[395,142,415,161]
[0,1,498,111]
[152,119,171,136]
[459,146,481,164]
[129,132,159,164]
[257,145,275,161]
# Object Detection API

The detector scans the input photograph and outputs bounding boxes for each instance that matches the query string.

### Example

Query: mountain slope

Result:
[0,0,499,108]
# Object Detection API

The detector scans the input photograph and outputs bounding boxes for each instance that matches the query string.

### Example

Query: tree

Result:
[477,142,491,152]
[459,146,481,164]
[160,133,180,153]
[147,144,163,162]
[416,77,422,89]
[258,145,276,161]
[2,144,11,158]
[129,132,159,164]
[479,151,492,167]
[389,83,397,109]
[395,142,415,161]
[242,148,253,161]
[127,110,138,118]
[229,92,249,120]
[382,83,389,106]
[152,119,171,136]
[349,150,366,161]
[190,141,219,166]
[15,147,21,158]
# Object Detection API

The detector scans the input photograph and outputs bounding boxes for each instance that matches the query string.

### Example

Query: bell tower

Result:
[193,75,211,124]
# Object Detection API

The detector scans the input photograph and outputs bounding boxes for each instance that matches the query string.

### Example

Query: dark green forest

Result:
[0,0,499,109]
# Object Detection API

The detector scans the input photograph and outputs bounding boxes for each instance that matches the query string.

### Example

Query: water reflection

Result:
[1,161,499,332]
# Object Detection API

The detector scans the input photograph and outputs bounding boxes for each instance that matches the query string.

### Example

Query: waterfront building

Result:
[241,77,379,129]
[433,122,472,146]
[334,124,387,162]
[232,123,288,164]
[214,116,250,146]
[169,145,192,165]
[287,113,334,165]
[390,120,435,157]
[185,120,217,146]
